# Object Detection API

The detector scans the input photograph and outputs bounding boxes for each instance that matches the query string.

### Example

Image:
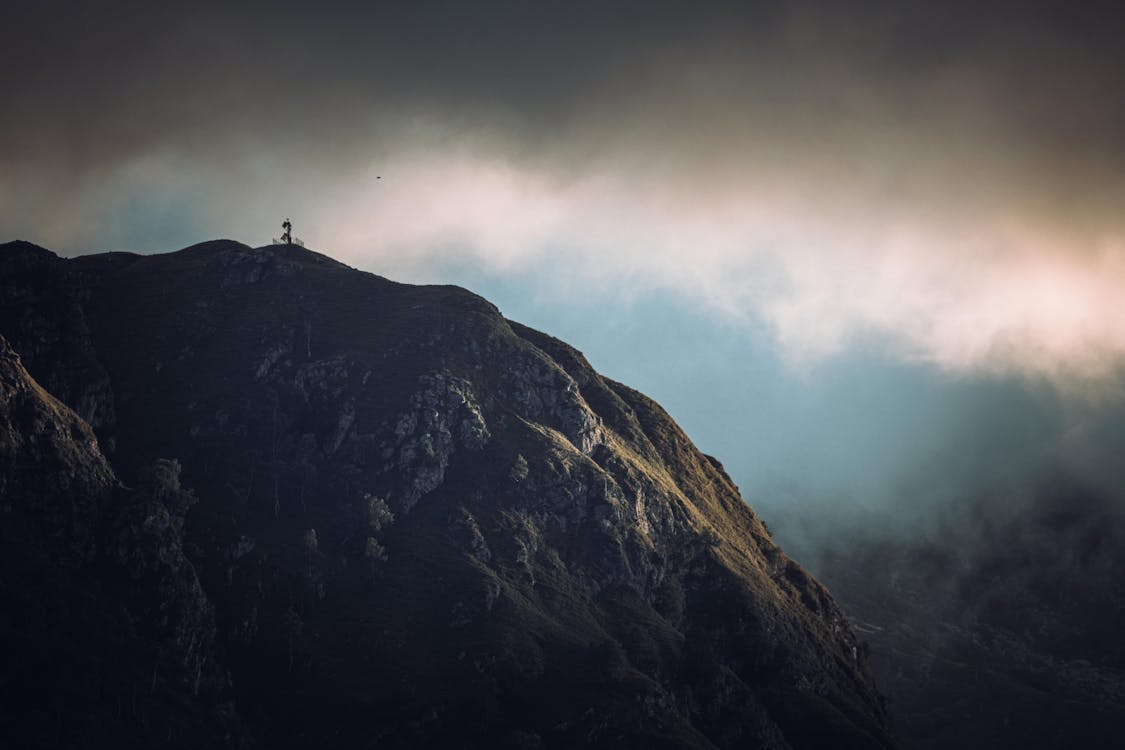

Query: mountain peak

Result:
[179,238,253,254]
[0,239,896,749]
[0,239,58,266]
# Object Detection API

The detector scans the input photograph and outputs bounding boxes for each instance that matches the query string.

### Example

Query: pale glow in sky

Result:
[294,146,1125,390]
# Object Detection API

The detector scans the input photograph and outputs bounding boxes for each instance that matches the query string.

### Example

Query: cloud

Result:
[293,134,1125,388]
[5,1,1125,388]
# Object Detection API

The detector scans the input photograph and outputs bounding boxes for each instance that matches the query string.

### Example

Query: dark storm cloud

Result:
[6,1,1125,174]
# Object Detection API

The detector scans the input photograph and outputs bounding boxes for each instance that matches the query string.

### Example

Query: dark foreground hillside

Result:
[0,239,895,749]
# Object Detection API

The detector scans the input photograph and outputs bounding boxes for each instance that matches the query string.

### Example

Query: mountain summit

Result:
[0,239,894,749]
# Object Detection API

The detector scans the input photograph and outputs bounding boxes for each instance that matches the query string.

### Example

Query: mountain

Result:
[799,480,1125,749]
[0,239,895,749]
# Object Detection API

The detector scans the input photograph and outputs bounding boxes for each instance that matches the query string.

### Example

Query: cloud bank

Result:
[4,1,1125,386]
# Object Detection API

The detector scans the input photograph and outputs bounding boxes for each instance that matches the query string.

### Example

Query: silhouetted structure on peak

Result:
[271,219,304,247]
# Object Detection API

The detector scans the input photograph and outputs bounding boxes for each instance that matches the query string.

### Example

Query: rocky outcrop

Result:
[389,370,491,512]
[0,334,112,563]
[0,241,117,438]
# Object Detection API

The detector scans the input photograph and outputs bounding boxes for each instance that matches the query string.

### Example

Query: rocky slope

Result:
[0,334,243,747]
[0,239,895,749]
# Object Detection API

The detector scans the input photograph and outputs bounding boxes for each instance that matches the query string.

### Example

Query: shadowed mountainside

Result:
[788,477,1125,750]
[0,239,895,749]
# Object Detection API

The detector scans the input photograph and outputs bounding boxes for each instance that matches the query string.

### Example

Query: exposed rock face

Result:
[390,370,491,512]
[0,239,896,749]
[0,334,111,563]
[0,241,117,436]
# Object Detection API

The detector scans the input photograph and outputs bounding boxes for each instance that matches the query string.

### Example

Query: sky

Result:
[4,0,1125,559]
